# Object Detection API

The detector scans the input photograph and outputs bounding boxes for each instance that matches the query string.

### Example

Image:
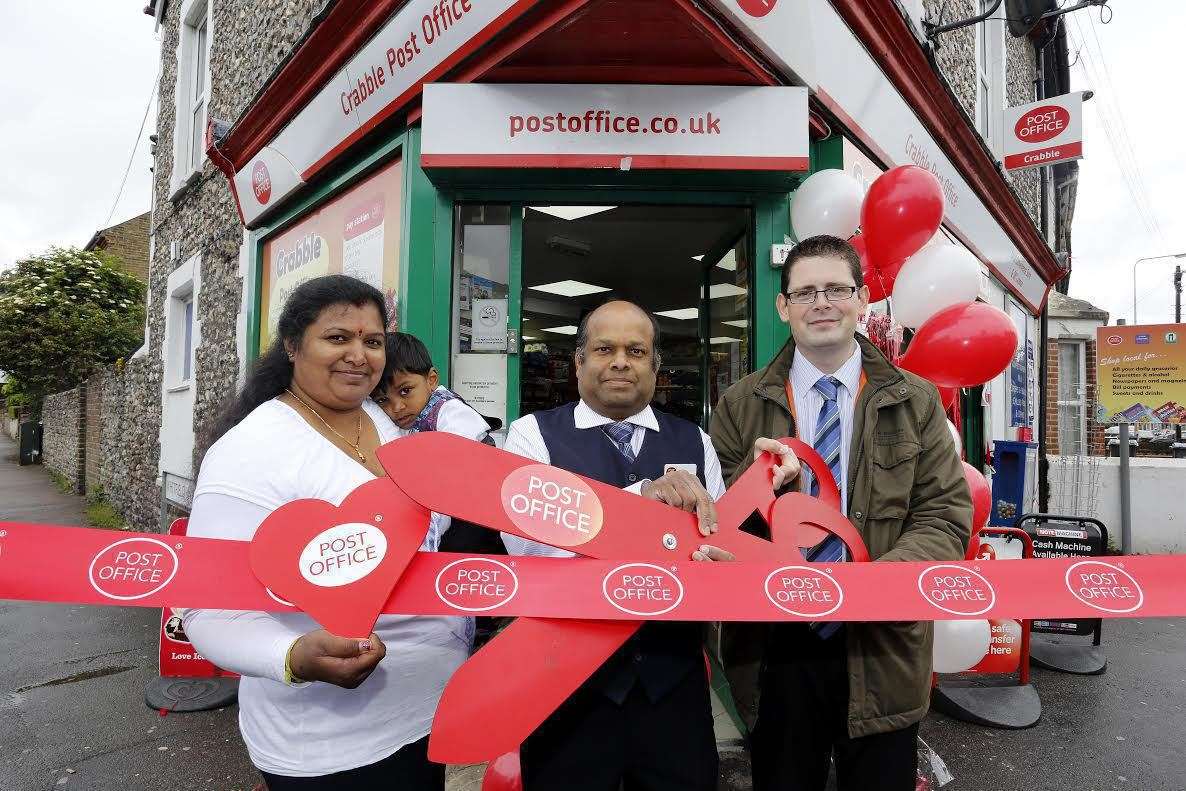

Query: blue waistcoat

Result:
[534,402,707,704]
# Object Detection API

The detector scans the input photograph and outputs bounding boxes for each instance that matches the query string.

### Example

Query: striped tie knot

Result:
[601,421,636,462]
[813,375,841,402]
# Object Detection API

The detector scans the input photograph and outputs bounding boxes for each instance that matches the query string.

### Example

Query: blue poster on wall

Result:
[1010,355,1027,426]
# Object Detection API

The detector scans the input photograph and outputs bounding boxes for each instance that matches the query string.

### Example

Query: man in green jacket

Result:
[709,234,972,790]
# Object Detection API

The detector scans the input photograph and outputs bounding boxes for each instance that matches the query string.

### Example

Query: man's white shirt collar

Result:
[791,342,863,395]
[573,400,660,432]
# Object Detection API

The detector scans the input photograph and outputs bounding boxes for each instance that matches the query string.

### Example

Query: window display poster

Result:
[471,298,508,351]
[1008,301,1029,427]
[259,157,402,350]
[453,353,507,425]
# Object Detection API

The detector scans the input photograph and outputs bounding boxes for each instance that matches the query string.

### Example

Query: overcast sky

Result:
[0,2,158,270]
[0,1,1180,327]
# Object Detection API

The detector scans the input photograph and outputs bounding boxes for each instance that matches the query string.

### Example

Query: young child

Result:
[376,332,499,443]
[376,332,507,650]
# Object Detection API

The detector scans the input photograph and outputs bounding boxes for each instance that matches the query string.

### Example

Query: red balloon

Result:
[860,165,944,280]
[899,302,1017,388]
[938,385,959,413]
[962,461,991,531]
[482,751,523,791]
[851,234,890,302]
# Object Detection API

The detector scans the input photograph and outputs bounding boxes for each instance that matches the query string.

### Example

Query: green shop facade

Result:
[211,0,1066,472]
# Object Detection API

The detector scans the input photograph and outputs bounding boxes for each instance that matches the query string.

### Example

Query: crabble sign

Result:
[501,465,603,548]
[298,523,388,587]
[88,538,179,601]
[917,564,996,616]
[1003,93,1084,172]
[602,563,683,616]
[435,557,519,612]
[764,565,843,618]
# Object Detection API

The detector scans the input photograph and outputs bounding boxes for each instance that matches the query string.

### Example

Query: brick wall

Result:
[42,385,85,493]
[88,212,150,282]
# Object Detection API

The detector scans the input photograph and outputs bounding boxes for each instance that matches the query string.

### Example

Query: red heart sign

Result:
[249,477,430,637]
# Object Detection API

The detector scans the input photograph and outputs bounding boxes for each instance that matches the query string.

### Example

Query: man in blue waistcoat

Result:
[502,299,778,790]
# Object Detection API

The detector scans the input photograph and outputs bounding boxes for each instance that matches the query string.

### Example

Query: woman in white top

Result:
[183,275,469,789]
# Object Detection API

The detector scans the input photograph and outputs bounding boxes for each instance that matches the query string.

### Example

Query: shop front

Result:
[210,0,1066,448]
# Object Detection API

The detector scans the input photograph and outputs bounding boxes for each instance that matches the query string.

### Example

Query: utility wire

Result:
[101,64,160,230]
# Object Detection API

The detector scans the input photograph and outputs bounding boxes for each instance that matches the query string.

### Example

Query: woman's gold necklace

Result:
[285,388,367,463]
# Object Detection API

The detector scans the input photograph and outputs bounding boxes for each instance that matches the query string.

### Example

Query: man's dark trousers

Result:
[750,623,919,791]
[520,403,718,791]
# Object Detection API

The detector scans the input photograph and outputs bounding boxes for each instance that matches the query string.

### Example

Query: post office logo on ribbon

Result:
[501,465,604,547]
[298,523,387,588]
[435,557,519,612]
[88,537,180,601]
[1065,560,1144,613]
[764,565,844,618]
[917,564,996,616]
[602,563,684,616]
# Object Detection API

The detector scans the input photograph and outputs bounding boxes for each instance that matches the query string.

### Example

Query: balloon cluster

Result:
[792,166,1021,673]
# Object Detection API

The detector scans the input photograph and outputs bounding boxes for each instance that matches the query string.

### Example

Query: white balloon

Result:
[890,243,982,329]
[932,619,991,673]
[790,169,864,241]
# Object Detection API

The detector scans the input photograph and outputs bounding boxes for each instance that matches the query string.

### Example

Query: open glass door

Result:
[517,204,752,430]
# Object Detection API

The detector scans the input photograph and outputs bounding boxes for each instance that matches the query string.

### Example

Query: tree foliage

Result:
[0,247,147,412]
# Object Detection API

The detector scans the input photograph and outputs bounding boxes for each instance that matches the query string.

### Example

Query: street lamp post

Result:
[1132,252,1186,324]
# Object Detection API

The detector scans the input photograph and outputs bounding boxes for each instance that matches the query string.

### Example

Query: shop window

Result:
[258,156,403,352]
[165,257,200,389]
[1057,340,1087,454]
[172,0,210,195]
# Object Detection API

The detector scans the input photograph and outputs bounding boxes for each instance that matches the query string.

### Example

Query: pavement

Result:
[2,431,1184,790]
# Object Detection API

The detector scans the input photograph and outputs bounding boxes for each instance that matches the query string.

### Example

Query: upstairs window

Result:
[172,0,210,194]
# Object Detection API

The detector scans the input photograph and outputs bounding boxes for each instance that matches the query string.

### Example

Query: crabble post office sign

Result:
[1002,92,1085,173]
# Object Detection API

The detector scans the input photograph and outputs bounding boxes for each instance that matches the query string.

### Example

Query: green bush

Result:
[0,247,146,414]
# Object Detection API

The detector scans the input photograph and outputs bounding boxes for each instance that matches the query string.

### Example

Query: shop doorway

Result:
[450,204,754,430]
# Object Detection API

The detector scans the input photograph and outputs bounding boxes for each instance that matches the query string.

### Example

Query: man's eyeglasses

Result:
[784,286,859,304]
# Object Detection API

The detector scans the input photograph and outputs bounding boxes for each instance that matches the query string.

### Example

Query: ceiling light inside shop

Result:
[692,254,705,262]
[722,319,748,328]
[529,279,612,297]
[709,336,741,345]
[655,307,699,320]
[708,283,747,299]
[541,325,579,335]
[522,335,539,340]
[716,250,737,271]
[529,206,617,221]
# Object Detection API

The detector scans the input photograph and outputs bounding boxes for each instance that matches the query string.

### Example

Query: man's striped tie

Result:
[601,421,636,463]
[808,375,846,638]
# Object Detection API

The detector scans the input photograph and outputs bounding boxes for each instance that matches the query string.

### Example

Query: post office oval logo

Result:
[1015,105,1070,144]
[764,565,844,618]
[917,564,996,616]
[88,537,180,601]
[298,523,388,588]
[1106,334,1123,346]
[1065,560,1144,614]
[501,465,604,547]
[435,557,519,612]
[252,160,272,204]
[602,563,684,617]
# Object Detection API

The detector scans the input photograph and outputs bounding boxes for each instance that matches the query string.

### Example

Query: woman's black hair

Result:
[201,274,388,454]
